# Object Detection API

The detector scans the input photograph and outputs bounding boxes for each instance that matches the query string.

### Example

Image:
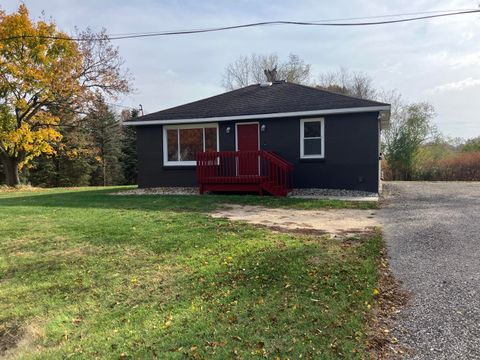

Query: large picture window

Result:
[163,123,218,166]
[300,118,324,159]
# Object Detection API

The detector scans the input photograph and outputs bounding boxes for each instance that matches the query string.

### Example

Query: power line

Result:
[106,8,478,36]
[0,9,479,42]
[309,8,480,23]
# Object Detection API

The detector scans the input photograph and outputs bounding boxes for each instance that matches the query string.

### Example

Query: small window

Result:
[163,123,218,166]
[300,118,324,159]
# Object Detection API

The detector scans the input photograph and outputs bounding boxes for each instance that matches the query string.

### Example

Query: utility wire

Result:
[308,8,479,22]
[106,8,478,36]
[0,9,479,42]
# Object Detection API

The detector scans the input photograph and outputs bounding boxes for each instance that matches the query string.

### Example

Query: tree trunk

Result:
[103,158,106,186]
[0,154,20,186]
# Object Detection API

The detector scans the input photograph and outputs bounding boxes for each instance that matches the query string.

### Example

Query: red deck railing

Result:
[196,150,294,196]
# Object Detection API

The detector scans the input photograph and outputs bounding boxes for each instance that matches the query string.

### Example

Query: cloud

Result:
[427,77,480,93]
[426,51,480,69]
[165,69,177,77]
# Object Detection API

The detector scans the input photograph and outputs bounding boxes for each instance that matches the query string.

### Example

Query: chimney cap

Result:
[264,66,277,82]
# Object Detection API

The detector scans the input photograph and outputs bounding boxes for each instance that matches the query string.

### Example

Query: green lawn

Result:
[0,187,381,359]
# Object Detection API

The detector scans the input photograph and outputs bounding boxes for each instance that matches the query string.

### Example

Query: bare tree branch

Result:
[222,53,312,90]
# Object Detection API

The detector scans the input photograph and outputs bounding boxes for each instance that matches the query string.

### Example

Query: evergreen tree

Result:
[27,114,96,187]
[26,102,127,187]
[86,100,125,186]
[0,161,4,185]
[120,109,138,185]
[26,155,57,187]
[55,123,96,186]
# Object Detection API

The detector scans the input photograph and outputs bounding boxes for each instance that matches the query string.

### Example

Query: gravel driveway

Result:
[380,182,480,359]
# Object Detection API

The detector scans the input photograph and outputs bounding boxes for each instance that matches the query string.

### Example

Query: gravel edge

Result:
[113,187,379,199]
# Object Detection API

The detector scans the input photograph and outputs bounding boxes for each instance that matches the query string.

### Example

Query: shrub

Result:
[384,152,480,181]
[436,152,480,181]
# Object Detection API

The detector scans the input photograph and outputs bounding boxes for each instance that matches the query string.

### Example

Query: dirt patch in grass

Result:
[0,322,23,357]
[46,245,95,258]
[210,204,379,237]
[365,246,411,359]
[0,185,42,193]
[0,321,42,359]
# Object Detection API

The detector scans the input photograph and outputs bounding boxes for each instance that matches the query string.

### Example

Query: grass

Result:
[0,187,381,359]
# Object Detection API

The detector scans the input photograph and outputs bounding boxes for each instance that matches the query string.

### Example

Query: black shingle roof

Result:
[130,81,389,122]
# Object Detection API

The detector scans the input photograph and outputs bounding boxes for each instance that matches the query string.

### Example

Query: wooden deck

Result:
[196,150,294,196]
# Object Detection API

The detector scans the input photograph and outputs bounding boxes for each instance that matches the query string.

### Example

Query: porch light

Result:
[261,124,266,132]
[226,126,231,134]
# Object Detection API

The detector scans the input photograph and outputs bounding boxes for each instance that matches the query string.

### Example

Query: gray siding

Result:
[136,112,380,192]
[136,125,196,188]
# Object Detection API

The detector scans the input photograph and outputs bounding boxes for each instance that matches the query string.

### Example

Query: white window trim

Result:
[162,123,219,166]
[300,118,325,159]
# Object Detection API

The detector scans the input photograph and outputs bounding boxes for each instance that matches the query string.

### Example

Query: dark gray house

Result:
[124,81,390,196]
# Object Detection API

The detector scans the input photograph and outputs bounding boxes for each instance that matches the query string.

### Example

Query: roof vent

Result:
[260,82,273,87]
[264,66,277,82]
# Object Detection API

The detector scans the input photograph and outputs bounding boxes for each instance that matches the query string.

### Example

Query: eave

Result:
[123,105,391,126]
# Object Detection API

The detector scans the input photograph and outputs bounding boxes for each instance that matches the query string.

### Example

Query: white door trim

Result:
[235,122,260,151]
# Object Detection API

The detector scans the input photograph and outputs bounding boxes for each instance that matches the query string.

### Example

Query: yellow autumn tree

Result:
[0,5,130,185]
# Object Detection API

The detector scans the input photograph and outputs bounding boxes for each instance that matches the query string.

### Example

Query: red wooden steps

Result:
[196,150,293,197]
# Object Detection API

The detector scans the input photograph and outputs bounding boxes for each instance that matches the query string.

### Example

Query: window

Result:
[300,118,324,159]
[163,123,218,166]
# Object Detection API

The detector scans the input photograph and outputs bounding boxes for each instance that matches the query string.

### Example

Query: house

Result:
[124,80,390,196]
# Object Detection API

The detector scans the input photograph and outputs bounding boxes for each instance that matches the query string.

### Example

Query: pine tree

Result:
[86,100,125,186]
[26,102,126,187]
[0,161,5,185]
[55,123,96,186]
[27,113,96,187]
[120,109,138,185]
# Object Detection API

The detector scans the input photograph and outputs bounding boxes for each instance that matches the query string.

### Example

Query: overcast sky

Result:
[3,0,480,138]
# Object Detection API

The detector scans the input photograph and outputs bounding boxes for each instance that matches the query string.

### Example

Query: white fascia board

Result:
[123,105,391,126]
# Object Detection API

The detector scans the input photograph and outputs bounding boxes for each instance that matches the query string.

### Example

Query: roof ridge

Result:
[285,81,388,105]
[148,83,258,114]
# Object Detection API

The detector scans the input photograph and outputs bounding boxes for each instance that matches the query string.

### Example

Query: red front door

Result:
[236,123,259,175]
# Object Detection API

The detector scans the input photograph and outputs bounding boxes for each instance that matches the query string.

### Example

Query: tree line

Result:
[0,101,137,187]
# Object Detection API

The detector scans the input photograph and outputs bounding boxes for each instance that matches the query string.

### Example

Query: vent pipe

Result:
[264,67,277,82]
